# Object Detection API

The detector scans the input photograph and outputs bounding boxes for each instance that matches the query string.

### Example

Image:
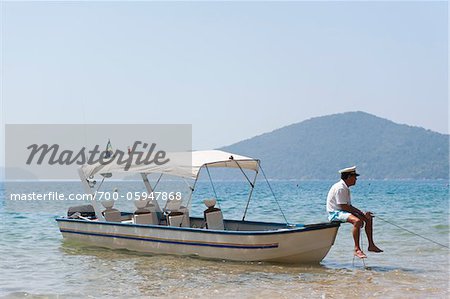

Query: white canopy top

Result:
[80,150,259,180]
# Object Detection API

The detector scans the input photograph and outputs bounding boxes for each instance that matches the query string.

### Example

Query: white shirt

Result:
[326,180,351,212]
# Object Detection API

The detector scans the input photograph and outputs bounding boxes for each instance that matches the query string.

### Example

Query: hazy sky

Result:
[1,1,448,158]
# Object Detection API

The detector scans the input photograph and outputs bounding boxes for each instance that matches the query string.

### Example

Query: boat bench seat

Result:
[101,200,122,222]
[204,209,224,230]
[203,198,224,230]
[167,208,190,227]
[103,209,121,222]
[133,209,159,225]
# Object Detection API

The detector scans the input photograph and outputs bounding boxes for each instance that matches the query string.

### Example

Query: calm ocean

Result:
[0,180,448,298]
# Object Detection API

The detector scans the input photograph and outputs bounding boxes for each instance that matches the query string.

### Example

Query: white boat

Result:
[56,150,340,264]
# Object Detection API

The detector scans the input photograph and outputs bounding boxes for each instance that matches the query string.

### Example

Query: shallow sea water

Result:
[0,180,448,298]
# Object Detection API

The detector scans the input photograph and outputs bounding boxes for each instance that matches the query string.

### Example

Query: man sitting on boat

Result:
[326,166,383,258]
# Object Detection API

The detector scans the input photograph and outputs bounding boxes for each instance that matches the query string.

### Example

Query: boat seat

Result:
[204,210,224,230]
[164,197,183,213]
[133,213,158,225]
[167,207,190,227]
[163,196,190,227]
[142,201,163,222]
[101,200,121,222]
[203,198,224,230]
[67,204,96,219]
[133,200,158,225]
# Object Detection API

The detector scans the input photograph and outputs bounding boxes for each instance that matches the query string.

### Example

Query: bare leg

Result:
[364,212,383,253]
[347,215,367,258]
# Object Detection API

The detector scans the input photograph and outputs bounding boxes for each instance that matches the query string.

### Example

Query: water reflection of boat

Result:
[56,150,339,264]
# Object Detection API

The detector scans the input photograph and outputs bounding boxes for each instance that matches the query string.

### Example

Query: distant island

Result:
[221,111,449,179]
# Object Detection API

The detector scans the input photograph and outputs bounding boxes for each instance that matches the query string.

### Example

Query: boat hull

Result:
[56,218,339,264]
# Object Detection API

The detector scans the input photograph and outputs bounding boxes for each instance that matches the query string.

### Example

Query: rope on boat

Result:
[259,165,289,225]
[376,215,449,249]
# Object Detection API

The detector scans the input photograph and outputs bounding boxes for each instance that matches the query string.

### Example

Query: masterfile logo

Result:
[25,141,170,170]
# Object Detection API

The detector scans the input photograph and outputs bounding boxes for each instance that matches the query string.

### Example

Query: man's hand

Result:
[364,211,374,220]
[355,209,366,220]
[359,211,374,226]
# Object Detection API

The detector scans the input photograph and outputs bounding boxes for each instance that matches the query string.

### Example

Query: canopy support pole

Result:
[141,173,162,213]
[232,160,256,188]
[78,168,104,221]
[186,179,197,206]
[241,161,259,222]
[205,165,221,208]
[260,165,289,225]
[179,178,197,226]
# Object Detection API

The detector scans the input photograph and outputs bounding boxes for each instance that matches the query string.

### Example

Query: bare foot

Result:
[368,246,383,253]
[354,249,367,258]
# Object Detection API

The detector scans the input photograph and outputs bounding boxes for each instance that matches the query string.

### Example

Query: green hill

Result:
[221,111,449,179]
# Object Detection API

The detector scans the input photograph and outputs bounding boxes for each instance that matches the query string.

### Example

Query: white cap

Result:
[339,166,360,176]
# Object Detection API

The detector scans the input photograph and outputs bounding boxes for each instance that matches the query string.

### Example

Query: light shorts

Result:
[328,211,351,223]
